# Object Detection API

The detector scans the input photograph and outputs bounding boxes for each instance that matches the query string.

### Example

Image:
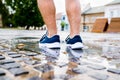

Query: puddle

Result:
[10,37,120,69]
[0,37,119,80]
[11,37,40,53]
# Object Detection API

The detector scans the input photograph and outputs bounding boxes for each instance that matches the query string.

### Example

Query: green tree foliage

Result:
[5,0,44,29]
[60,21,66,31]
[0,0,9,27]
[61,21,66,27]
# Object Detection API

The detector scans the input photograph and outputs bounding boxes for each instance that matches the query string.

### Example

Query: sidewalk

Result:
[0,29,120,80]
[0,28,120,49]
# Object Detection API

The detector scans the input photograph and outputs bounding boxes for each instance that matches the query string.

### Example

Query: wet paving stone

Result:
[59,74,74,80]
[34,65,46,72]
[0,70,6,76]
[72,67,87,74]
[87,64,106,70]
[54,75,62,79]
[0,63,21,69]
[9,54,22,58]
[0,49,10,53]
[107,68,120,74]
[27,76,43,80]
[52,78,63,80]
[57,62,68,68]
[14,57,32,62]
[0,76,11,80]
[8,67,29,76]
[6,52,18,55]
[34,64,53,73]
[24,60,41,65]
[89,72,109,80]
[78,61,90,65]
[0,60,15,64]
[25,53,38,56]
[54,74,69,80]
[0,55,5,60]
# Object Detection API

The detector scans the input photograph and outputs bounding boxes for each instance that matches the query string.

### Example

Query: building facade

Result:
[81,0,120,32]
[81,6,105,32]
[105,0,120,23]
[55,0,120,32]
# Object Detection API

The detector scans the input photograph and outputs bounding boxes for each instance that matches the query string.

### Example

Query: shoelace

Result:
[40,31,48,42]
[65,35,70,42]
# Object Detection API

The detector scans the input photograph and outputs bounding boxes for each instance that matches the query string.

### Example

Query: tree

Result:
[60,21,66,31]
[0,0,9,27]
[5,0,44,29]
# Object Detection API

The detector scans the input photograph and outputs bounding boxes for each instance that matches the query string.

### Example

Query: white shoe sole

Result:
[39,42,60,49]
[67,42,84,49]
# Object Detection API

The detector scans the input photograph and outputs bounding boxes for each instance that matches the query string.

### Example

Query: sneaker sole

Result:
[67,42,84,49]
[39,42,60,49]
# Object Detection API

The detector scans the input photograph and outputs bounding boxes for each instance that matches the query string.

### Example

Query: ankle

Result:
[48,33,57,38]
[69,34,80,38]
[47,31,57,37]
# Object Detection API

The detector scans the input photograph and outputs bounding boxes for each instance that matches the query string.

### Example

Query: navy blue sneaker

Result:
[65,35,84,49]
[39,34,60,49]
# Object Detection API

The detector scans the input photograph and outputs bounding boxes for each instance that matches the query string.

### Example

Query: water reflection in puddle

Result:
[4,37,120,80]
[11,37,120,69]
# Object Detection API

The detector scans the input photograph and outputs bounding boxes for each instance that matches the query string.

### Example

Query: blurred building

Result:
[56,13,70,31]
[55,0,120,32]
[105,0,120,23]
[81,0,120,32]
[81,6,105,32]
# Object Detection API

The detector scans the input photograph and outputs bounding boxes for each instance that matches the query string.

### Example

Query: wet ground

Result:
[0,29,120,80]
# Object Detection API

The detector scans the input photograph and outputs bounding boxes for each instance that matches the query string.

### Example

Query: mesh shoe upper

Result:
[40,35,60,43]
[65,35,83,44]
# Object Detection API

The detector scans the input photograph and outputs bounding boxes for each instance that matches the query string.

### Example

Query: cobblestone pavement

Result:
[0,29,120,80]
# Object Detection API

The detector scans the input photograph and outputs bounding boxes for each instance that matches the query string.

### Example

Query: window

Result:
[63,16,65,20]
[83,26,89,32]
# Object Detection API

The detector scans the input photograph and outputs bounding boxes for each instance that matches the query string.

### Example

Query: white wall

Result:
[105,4,120,23]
